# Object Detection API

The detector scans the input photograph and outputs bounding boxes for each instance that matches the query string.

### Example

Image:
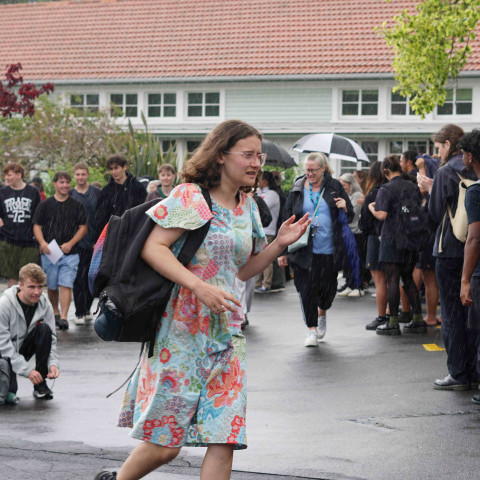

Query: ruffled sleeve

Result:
[249,194,268,254]
[146,183,213,230]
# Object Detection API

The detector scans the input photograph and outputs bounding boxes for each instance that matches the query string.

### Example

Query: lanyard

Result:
[309,182,324,218]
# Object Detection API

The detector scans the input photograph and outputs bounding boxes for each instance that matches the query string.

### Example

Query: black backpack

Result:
[383,180,429,252]
[89,189,212,357]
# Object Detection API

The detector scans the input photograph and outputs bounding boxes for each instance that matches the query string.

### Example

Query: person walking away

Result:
[369,155,425,336]
[145,163,176,201]
[278,153,353,347]
[33,171,87,331]
[421,124,478,390]
[0,263,59,402]
[359,160,388,330]
[255,171,281,293]
[94,155,147,239]
[458,129,480,404]
[94,120,309,480]
[0,163,41,287]
[69,162,101,325]
[338,173,365,297]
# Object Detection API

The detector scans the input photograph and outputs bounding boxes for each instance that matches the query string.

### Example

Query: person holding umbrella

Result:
[278,152,353,347]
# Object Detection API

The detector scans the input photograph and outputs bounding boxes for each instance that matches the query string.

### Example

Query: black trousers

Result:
[0,321,52,394]
[293,254,337,328]
[73,246,94,317]
[436,257,478,383]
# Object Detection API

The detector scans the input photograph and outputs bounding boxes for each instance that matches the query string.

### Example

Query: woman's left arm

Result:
[237,214,310,281]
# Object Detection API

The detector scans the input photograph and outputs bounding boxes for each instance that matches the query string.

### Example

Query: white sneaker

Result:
[347,289,364,297]
[84,313,94,323]
[304,330,318,347]
[337,287,353,297]
[74,316,86,325]
[317,316,327,339]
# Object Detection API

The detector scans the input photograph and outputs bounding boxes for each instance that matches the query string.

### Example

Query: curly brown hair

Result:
[181,120,262,193]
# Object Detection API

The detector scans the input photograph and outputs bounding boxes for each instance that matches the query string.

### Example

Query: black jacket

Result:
[359,184,383,237]
[429,154,477,258]
[283,174,354,271]
[95,172,147,240]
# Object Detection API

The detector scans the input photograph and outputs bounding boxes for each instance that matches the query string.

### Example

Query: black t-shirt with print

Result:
[0,185,41,247]
[33,196,87,255]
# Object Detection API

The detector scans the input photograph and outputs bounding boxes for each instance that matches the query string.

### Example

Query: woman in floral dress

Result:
[95,120,310,480]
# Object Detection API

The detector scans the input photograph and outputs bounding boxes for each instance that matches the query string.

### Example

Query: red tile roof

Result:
[0,0,479,81]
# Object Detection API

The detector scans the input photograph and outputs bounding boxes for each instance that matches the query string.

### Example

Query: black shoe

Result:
[337,284,347,293]
[241,314,249,329]
[472,394,480,405]
[403,320,427,334]
[376,322,401,336]
[366,317,386,331]
[33,382,53,400]
[398,311,412,323]
[95,471,117,480]
[57,318,69,330]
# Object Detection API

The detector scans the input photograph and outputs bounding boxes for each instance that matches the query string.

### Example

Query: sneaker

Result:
[33,382,53,400]
[433,374,470,391]
[254,286,271,294]
[337,287,353,297]
[304,330,318,347]
[5,392,20,405]
[57,318,69,330]
[402,320,427,334]
[472,394,480,405]
[347,288,364,297]
[85,313,94,323]
[376,322,401,336]
[241,314,249,329]
[75,316,86,325]
[365,317,386,331]
[337,284,348,293]
[54,314,61,328]
[317,316,327,339]
[269,286,286,293]
[398,311,412,323]
[94,471,117,480]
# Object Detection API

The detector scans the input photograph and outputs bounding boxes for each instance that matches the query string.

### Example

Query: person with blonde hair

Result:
[95,119,309,480]
[278,152,353,347]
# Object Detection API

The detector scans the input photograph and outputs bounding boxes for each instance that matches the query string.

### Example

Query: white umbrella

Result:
[292,133,370,163]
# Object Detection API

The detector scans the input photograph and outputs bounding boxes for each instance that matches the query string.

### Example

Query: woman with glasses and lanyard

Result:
[278,152,353,347]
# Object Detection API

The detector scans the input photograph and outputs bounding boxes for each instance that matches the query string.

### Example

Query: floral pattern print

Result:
[117,183,267,450]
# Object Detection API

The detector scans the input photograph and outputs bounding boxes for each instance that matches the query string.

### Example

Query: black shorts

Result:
[365,235,382,271]
[379,237,418,264]
[415,242,436,271]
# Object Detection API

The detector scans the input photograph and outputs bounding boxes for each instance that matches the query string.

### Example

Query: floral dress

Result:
[118,183,267,449]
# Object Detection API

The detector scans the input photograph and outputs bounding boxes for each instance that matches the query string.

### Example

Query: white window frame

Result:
[109,93,138,118]
[390,90,416,117]
[340,89,379,117]
[436,87,473,116]
[146,92,177,119]
[185,91,221,119]
[69,93,100,112]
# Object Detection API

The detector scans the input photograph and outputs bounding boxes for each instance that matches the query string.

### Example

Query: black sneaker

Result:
[366,317,386,331]
[403,320,427,334]
[376,322,401,336]
[472,394,480,405]
[398,311,412,323]
[94,471,117,480]
[337,284,348,293]
[33,382,53,400]
[57,318,69,330]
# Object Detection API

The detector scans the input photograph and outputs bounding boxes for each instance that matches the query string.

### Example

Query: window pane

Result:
[437,103,453,115]
[148,106,161,117]
[342,104,358,115]
[205,92,219,104]
[205,105,219,117]
[391,91,405,102]
[188,93,203,104]
[389,141,403,154]
[163,106,176,117]
[148,93,161,105]
[391,104,406,115]
[86,94,99,106]
[342,90,359,102]
[362,103,378,115]
[164,93,176,105]
[125,106,137,117]
[444,89,453,101]
[70,94,84,106]
[162,140,176,152]
[456,88,472,101]
[407,141,426,154]
[110,94,123,105]
[187,141,201,157]
[362,90,378,102]
[456,103,472,115]
[188,105,202,117]
[126,94,137,105]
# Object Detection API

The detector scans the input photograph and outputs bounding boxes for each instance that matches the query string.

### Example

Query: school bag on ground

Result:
[384,180,429,252]
[88,189,212,358]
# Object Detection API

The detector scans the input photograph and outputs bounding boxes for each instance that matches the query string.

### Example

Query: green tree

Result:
[380,0,480,118]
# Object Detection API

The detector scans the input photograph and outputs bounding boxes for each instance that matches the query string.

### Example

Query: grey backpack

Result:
[0,358,11,405]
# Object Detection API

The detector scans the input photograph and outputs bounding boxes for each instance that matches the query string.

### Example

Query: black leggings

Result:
[383,255,421,318]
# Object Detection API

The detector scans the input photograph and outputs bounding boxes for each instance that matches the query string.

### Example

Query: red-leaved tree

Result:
[0,63,54,118]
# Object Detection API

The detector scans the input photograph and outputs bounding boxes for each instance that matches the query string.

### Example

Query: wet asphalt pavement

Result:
[1,279,479,480]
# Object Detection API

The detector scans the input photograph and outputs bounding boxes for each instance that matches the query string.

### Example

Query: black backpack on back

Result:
[90,190,212,357]
[384,179,429,252]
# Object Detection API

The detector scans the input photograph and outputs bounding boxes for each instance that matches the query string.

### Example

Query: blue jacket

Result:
[429,154,477,258]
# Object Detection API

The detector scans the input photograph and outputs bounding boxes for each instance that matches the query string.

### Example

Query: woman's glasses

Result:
[304,168,322,174]
[224,151,267,167]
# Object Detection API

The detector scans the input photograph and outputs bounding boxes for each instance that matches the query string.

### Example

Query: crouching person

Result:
[0,263,59,403]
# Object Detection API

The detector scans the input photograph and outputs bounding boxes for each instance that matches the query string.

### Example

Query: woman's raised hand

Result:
[276,214,311,249]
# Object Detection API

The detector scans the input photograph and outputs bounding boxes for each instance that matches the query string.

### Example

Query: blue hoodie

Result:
[429,153,477,258]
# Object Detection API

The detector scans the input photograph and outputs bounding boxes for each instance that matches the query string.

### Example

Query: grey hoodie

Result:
[0,286,58,377]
